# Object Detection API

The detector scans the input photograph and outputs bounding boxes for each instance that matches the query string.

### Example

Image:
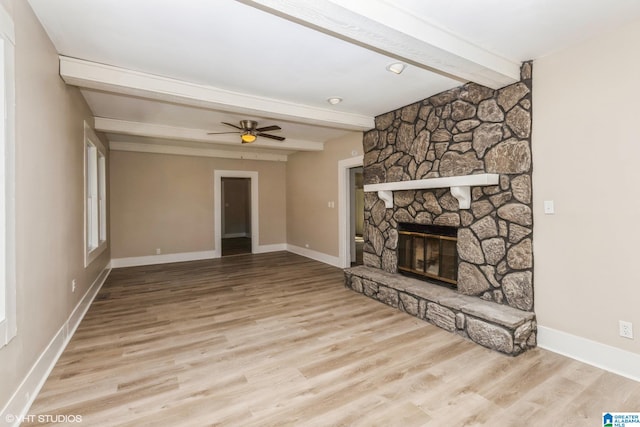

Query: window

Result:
[99,154,106,242]
[84,122,107,266]
[0,3,16,348]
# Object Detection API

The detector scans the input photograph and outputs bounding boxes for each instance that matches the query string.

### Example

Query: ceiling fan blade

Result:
[256,125,281,132]
[222,122,243,130]
[210,121,285,142]
[257,133,286,141]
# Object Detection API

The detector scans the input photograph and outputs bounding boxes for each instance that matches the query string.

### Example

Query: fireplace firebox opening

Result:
[397,223,458,287]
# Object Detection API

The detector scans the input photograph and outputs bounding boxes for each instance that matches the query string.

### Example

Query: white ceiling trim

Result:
[110,141,288,162]
[61,56,374,131]
[239,0,521,89]
[94,117,324,152]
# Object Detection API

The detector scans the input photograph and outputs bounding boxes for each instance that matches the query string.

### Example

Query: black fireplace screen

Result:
[397,224,458,286]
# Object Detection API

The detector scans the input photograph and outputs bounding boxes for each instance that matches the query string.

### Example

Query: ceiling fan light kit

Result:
[241,133,257,143]
[207,120,285,144]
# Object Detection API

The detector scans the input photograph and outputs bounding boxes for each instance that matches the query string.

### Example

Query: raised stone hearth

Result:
[345,266,536,355]
[347,62,536,355]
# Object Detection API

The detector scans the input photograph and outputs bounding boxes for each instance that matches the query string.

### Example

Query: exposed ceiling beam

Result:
[61,56,374,131]
[94,117,325,152]
[110,141,289,162]
[239,0,521,89]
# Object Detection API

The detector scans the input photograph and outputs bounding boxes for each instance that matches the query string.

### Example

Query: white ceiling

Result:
[27,0,640,161]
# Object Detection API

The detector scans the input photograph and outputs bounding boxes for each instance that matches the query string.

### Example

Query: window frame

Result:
[83,122,107,267]
[0,3,16,348]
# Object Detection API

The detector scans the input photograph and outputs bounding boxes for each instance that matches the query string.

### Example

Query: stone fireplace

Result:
[344,62,536,356]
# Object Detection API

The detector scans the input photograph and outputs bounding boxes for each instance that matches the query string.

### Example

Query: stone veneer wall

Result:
[362,62,534,311]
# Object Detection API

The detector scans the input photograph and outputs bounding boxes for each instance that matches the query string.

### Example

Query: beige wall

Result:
[0,0,110,408]
[533,19,640,353]
[110,151,286,258]
[287,132,362,256]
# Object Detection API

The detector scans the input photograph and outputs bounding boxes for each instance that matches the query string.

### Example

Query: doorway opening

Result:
[350,167,364,266]
[221,177,252,256]
[338,156,363,268]
[214,170,259,258]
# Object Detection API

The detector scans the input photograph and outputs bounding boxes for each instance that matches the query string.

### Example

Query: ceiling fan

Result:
[207,120,285,144]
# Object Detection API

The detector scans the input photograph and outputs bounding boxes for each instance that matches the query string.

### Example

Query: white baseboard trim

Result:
[111,246,290,267]
[1,266,111,427]
[254,243,287,254]
[537,325,640,382]
[110,250,218,268]
[286,244,342,268]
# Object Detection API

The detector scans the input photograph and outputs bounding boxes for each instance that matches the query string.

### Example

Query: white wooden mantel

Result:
[363,174,499,210]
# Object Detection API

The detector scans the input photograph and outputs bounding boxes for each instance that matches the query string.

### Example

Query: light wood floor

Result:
[26,252,639,426]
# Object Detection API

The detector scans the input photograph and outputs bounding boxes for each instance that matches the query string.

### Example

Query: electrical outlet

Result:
[71,279,76,293]
[619,320,633,339]
[156,248,161,255]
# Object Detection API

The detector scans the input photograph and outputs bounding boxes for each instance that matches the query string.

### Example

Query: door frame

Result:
[338,156,363,268]
[349,166,363,261]
[214,170,259,257]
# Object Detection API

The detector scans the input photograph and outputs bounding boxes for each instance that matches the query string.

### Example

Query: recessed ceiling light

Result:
[386,62,406,74]
[327,97,343,105]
